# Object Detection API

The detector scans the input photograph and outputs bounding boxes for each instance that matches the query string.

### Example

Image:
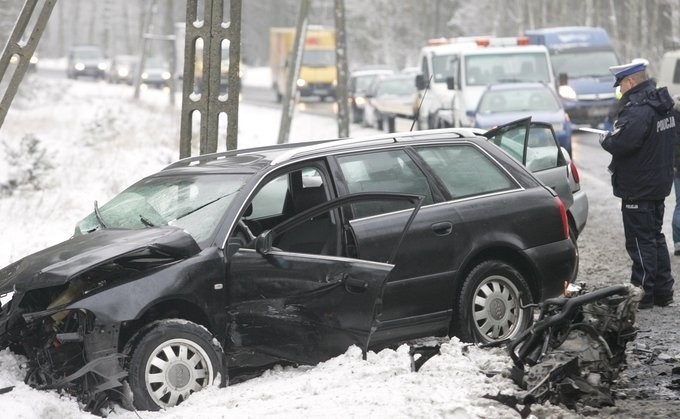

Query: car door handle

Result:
[431,222,453,236]
[344,276,369,293]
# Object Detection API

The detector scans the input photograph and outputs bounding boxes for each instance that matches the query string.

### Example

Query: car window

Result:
[432,54,459,83]
[247,167,325,220]
[337,149,434,218]
[526,126,560,172]
[478,88,560,114]
[415,145,515,199]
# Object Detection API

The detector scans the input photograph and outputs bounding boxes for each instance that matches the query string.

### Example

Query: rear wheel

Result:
[456,260,533,344]
[125,319,225,411]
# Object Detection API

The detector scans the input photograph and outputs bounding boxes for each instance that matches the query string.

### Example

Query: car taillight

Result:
[556,196,569,239]
[569,161,580,184]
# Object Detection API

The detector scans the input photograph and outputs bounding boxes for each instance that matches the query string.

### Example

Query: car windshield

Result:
[302,50,335,67]
[478,88,560,114]
[74,48,102,60]
[376,78,416,96]
[354,74,378,92]
[465,52,552,85]
[75,174,248,246]
[550,50,619,78]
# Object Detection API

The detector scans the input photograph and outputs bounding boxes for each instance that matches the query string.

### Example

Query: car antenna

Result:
[410,74,433,132]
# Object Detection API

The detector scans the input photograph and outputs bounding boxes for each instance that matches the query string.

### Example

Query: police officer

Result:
[600,59,676,309]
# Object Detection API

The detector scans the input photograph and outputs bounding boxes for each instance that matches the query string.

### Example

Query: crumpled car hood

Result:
[0,227,200,294]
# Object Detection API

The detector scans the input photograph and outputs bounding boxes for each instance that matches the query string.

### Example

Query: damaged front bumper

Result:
[0,291,127,412]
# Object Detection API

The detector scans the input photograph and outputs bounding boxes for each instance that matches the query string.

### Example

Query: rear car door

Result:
[226,193,421,366]
[485,117,573,208]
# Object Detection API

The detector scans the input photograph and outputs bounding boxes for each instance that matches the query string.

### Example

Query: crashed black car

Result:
[0,125,575,411]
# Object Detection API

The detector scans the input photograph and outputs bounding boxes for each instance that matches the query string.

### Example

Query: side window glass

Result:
[526,126,559,172]
[488,126,526,163]
[240,165,334,255]
[248,174,288,219]
[337,149,434,219]
[416,145,515,199]
[421,56,429,82]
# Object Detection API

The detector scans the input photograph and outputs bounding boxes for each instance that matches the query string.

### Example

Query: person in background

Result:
[672,95,680,255]
[600,59,676,309]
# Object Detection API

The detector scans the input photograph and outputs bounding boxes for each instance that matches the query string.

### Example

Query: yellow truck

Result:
[270,26,337,102]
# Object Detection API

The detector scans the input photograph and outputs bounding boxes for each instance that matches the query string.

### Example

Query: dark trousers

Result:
[621,199,674,298]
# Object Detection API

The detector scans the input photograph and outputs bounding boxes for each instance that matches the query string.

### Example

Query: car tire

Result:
[125,319,225,411]
[376,114,384,130]
[456,260,533,344]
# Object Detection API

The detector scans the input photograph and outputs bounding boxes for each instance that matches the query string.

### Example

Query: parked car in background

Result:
[473,83,573,155]
[364,73,418,132]
[348,67,394,124]
[0,123,575,412]
[107,55,139,85]
[480,117,587,280]
[66,45,107,79]
[141,56,171,88]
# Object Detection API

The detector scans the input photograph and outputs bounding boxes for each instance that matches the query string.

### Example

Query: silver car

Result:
[481,117,588,281]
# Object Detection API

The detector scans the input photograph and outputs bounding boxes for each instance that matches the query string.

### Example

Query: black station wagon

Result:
[0,126,575,411]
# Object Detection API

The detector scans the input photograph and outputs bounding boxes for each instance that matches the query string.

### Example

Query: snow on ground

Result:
[0,70,573,418]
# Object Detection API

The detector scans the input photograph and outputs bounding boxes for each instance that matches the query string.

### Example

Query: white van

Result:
[415,37,555,129]
[658,50,680,97]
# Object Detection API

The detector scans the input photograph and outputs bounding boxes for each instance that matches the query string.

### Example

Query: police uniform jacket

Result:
[601,79,676,200]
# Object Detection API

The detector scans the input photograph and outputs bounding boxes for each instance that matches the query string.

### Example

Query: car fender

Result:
[67,247,224,324]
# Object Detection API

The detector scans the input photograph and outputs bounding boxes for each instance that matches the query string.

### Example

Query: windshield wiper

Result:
[94,200,108,229]
[139,215,155,227]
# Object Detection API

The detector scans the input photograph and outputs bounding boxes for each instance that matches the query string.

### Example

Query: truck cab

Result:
[525,27,619,128]
[415,37,554,129]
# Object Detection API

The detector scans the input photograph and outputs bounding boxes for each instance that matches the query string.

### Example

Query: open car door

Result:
[484,117,573,208]
[226,193,422,367]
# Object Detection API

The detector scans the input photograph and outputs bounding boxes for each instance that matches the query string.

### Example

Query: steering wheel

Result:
[236,220,255,243]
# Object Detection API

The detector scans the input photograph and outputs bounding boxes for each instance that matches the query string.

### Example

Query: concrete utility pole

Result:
[277,0,311,145]
[334,0,349,138]
[179,0,242,157]
[0,0,57,129]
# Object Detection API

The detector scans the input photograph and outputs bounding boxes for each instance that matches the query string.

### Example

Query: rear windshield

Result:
[465,52,552,85]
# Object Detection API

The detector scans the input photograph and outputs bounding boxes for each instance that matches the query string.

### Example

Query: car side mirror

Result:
[558,73,568,86]
[415,74,425,90]
[255,230,273,255]
[446,76,455,90]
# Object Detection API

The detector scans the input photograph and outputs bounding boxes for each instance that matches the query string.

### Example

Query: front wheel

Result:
[456,260,533,344]
[125,319,225,411]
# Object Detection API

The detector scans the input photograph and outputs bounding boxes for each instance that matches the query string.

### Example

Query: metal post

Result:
[334,0,349,138]
[277,0,311,145]
[225,0,242,151]
[0,0,57,129]
[134,0,156,100]
[179,0,241,158]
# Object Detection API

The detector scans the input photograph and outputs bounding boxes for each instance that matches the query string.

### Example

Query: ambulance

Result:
[415,36,555,129]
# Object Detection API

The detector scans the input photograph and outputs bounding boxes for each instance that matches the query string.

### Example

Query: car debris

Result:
[409,283,642,414]
[505,283,642,410]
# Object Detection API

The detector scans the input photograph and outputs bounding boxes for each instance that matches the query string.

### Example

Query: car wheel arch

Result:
[453,245,541,312]
[120,298,215,354]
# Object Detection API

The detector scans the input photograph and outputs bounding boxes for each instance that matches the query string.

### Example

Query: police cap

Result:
[609,59,648,87]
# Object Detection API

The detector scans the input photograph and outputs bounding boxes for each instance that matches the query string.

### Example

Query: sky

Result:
[0,64,576,419]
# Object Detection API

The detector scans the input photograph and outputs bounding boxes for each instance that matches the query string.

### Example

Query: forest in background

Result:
[1,0,679,75]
